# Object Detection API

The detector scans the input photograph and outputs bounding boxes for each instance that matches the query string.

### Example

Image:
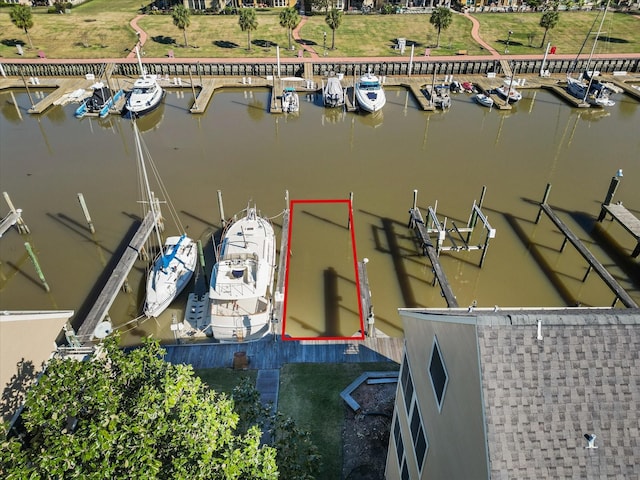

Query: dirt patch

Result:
[342,382,396,480]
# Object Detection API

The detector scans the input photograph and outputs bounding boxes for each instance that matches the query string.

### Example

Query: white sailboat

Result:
[208,206,276,342]
[355,71,386,113]
[566,1,615,107]
[131,121,197,318]
[125,46,165,117]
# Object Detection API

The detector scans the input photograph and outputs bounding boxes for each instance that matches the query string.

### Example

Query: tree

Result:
[0,336,278,479]
[9,4,34,50]
[539,10,559,48]
[279,7,301,51]
[238,8,258,51]
[429,7,453,48]
[325,8,343,50]
[172,4,191,48]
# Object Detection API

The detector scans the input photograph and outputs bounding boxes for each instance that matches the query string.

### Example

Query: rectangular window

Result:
[394,415,404,465]
[401,356,413,414]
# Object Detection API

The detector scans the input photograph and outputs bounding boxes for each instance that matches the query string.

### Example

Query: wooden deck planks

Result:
[601,203,640,258]
[164,336,403,369]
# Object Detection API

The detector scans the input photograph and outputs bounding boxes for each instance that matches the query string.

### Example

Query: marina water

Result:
[1,85,639,345]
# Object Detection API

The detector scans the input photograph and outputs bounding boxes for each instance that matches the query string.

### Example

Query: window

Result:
[401,356,414,414]
[429,336,449,411]
[394,415,408,478]
[400,354,429,474]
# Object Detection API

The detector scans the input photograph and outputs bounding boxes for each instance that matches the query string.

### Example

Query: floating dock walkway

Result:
[597,174,640,258]
[76,209,161,342]
[536,184,638,309]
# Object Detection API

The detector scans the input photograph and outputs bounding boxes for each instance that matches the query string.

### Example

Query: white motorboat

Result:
[566,1,615,108]
[131,122,197,318]
[323,75,345,108]
[125,75,165,117]
[125,46,165,117]
[475,93,494,108]
[355,71,386,113]
[281,87,300,114]
[495,85,522,103]
[209,206,277,342]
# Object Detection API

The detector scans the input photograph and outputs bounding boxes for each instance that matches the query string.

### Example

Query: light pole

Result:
[505,30,513,54]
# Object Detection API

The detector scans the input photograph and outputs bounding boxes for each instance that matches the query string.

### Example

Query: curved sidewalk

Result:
[128,15,148,59]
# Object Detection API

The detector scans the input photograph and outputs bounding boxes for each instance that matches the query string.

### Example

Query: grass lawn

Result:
[194,362,400,478]
[473,11,640,55]
[278,362,400,479]
[1,0,638,60]
[195,367,257,395]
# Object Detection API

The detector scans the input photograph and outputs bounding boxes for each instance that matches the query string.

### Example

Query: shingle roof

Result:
[476,310,640,479]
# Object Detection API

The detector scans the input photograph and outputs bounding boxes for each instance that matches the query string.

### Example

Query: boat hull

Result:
[209,207,276,342]
[355,72,386,113]
[495,86,521,103]
[144,235,198,318]
[323,76,345,108]
[125,76,165,117]
[475,93,494,108]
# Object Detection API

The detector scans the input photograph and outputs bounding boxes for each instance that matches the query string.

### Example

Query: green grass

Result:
[1,1,638,59]
[278,362,399,479]
[195,367,257,395]
[473,11,640,55]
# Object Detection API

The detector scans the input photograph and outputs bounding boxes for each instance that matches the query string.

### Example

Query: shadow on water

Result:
[323,267,341,337]
[502,212,580,307]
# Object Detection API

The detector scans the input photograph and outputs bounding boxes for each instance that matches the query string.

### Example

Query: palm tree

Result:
[539,10,559,48]
[10,4,34,49]
[325,8,343,50]
[279,7,301,51]
[429,7,453,48]
[238,8,258,51]
[172,4,191,48]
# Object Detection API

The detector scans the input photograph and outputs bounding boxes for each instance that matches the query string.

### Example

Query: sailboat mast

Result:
[135,45,146,78]
[133,122,164,255]
[582,0,610,101]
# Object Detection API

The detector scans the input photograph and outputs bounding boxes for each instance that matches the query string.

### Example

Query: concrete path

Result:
[463,12,500,57]
[292,16,320,59]
[128,15,148,59]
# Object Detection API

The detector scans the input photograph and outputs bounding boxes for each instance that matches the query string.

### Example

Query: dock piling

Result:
[24,242,50,292]
[77,193,95,234]
[217,190,226,228]
[2,192,30,235]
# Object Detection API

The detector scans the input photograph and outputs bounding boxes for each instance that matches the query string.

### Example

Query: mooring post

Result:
[3,191,30,234]
[468,185,487,243]
[24,242,50,292]
[188,66,197,110]
[479,233,491,268]
[597,174,621,222]
[217,190,226,228]
[77,193,95,234]
[348,191,354,230]
[535,184,552,224]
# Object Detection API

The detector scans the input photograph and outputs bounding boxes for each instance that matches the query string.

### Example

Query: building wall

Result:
[386,312,489,479]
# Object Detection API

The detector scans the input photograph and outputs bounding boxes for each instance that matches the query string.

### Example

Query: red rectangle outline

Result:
[281,198,365,341]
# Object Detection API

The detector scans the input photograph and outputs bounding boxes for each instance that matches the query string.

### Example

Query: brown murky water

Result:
[1,85,639,345]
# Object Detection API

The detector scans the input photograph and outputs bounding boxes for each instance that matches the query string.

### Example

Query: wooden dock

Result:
[597,175,640,258]
[163,335,404,369]
[536,184,638,309]
[273,208,289,337]
[27,78,94,114]
[402,80,436,111]
[408,206,459,308]
[77,209,161,341]
[0,210,22,238]
[189,78,217,114]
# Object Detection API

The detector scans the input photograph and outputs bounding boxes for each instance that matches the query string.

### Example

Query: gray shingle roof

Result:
[476,311,640,479]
